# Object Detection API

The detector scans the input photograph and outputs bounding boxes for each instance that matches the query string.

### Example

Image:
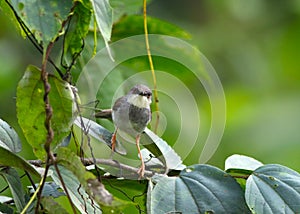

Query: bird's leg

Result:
[111,127,118,155]
[135,134,145,179]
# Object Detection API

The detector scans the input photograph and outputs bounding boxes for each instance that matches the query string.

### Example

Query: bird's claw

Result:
[137,163,145,179]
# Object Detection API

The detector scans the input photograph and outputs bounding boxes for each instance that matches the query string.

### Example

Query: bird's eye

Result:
[140,91,152,97]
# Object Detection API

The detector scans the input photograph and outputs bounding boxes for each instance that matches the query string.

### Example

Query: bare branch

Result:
[29,158,156,178]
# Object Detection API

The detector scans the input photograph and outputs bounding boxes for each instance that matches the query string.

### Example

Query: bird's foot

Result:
[137,163,145,179]
[110,131,117,158]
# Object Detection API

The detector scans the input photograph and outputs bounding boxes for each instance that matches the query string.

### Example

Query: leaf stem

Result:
[143,0,160,133]
[21,172,45,214]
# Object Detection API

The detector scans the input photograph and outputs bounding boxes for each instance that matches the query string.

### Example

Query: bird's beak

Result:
[148,95,152,104]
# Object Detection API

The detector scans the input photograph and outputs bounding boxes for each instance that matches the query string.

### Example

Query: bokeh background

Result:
[1,1,300,172]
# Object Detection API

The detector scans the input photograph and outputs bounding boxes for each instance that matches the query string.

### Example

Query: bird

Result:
[111,84,152,178]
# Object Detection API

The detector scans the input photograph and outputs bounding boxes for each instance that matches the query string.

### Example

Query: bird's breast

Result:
[129,105,151,133]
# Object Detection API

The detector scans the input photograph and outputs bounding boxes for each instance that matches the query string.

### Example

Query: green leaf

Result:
[91,0,113,42]
[0,119,21,153]
[110,0,151,22]
[55,147,96,183]
[54,147,133,211]
[40,197,69,214]
[148,164,250,214]
[50,165,102,214]
[55,147,125,206]
[0,0,26,38]
[63,0,91,63]
[16,65,76,159]
[225,154,263,172]
[112,15,191,41]
[245,164,300,214]
[11,0,73,47]
[28,182,65,198]
[0,202,14,214]
[0,168,26,212]
[102,178,147,212]
[50,164,130,213]
[0,146,40,177]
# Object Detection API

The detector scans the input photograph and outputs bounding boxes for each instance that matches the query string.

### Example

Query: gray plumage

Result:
[112,84,152,136]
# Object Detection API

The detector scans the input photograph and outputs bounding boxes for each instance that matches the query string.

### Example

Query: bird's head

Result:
[127,84,152,108]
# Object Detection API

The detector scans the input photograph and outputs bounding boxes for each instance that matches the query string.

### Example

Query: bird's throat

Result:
[127,94,151,108]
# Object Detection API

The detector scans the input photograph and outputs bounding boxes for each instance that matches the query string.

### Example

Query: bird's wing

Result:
[112,96,127,111]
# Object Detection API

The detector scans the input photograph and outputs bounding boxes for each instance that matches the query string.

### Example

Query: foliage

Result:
[0,0,300,213]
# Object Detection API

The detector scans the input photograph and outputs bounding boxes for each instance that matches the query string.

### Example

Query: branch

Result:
[29,158,156,178]
[37,41,77,213]
[83,158,155,177]
[35,42,56,214]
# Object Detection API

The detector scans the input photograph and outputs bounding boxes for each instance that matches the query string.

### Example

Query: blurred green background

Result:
[1,0,300,172]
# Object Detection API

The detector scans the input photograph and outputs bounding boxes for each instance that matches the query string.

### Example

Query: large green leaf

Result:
[0,168,26,212]
[147,164,250,214]
[0,146,40,177]
[16,65,76,159]
[0,119,21,153]
[11,0,73,47]
[112,15,191,41]
[245,164,300,214]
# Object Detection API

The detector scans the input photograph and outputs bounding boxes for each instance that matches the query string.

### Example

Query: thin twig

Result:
[25,171,37,191]
[73,96,102,182]
[29,158,155,178]
[53,160,77,212]
[143,0,160,133]
[60,1,84,80]
[41,42,55,154]
[21,171,46,214]
[82,158,155,177]
[35,42,56,214]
